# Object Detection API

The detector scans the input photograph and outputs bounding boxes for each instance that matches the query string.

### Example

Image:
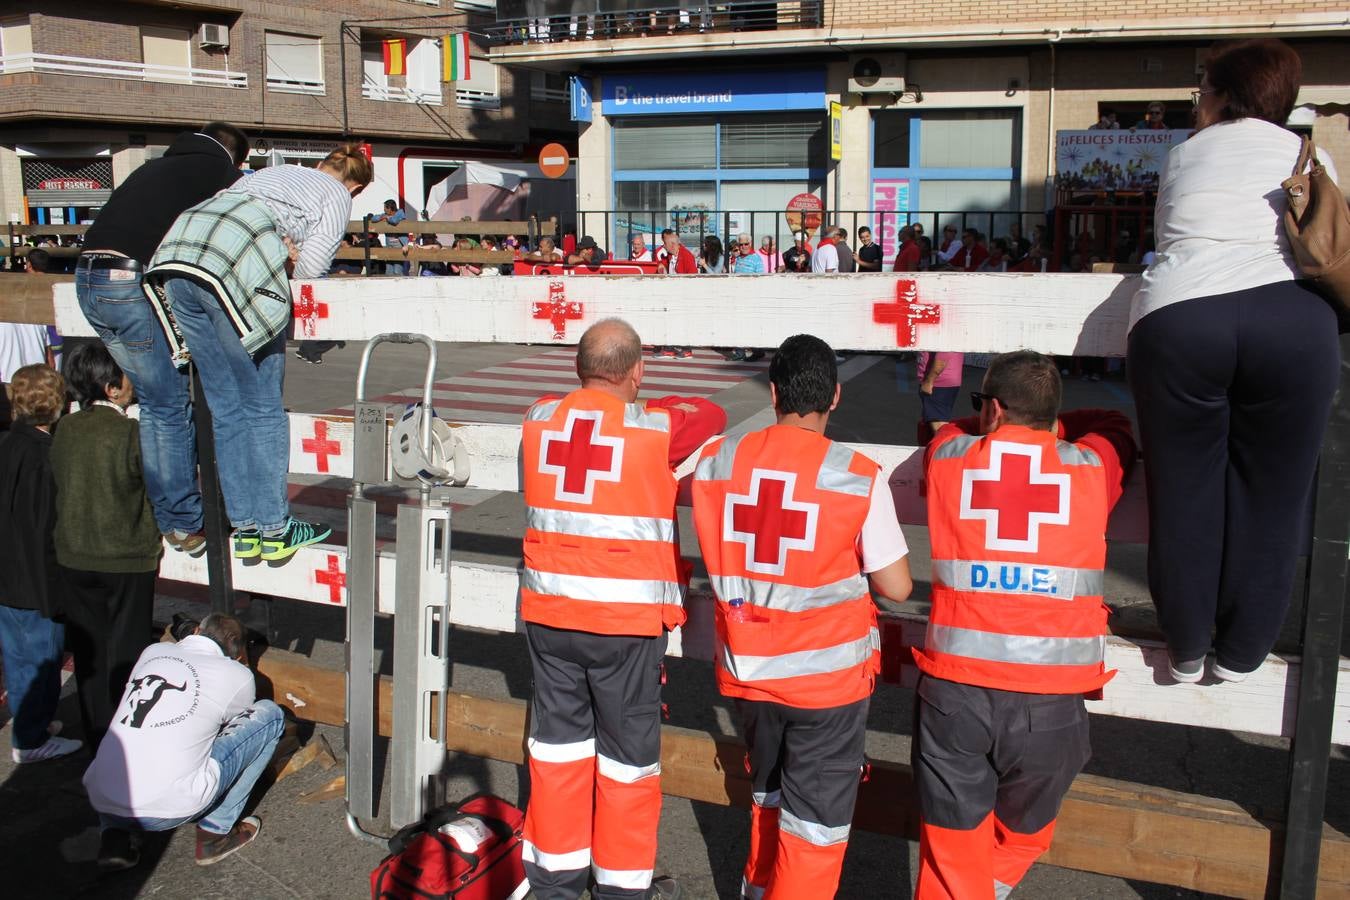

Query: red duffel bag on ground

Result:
[370,794,529,900]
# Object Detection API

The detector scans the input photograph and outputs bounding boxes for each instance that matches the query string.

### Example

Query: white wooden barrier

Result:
[49,276,1349,744]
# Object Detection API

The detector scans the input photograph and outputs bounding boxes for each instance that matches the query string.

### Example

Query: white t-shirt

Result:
[811,242,840,273]
[858,470,909,574]
[0,324,50,381]
[629,249,652,262]
[1130,118,1341,331]
[85,636,256,820]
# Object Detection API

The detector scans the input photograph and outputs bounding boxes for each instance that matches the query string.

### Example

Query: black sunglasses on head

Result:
[970,391,1001,411]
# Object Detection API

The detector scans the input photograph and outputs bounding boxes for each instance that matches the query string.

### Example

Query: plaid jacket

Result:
[143,193,292,363]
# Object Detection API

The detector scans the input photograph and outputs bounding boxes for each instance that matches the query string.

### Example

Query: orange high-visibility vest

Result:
[917,424,1115,695]
[521,389,685,637]
[692,425,880,709]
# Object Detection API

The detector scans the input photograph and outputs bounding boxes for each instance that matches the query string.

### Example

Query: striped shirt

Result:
[225,165,351,279]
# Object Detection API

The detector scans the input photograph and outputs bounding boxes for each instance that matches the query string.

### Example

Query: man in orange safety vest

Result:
[692,334,913,900]
[915,350,1136,899]
[520,318,726,900]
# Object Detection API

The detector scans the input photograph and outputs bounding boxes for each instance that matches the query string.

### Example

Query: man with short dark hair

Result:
[854,227,883,272]
[520,319,725,900]
[914,350,1136,900]
[85,612,284,872]
[945,228,988,272]
[74,122,249,557]
[834,227,855,273]
[692,334,912,900]
[1133,101,1168,130]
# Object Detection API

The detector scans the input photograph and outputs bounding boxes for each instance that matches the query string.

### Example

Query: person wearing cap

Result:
[1133,102,1168,130]
[567,235,607,270]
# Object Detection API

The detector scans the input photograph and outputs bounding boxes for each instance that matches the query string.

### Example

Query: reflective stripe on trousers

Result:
[723,627,879,683]
[930,559,1104,601]
[925,623,1104,668]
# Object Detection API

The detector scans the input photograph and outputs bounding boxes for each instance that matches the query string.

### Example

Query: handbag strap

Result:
[1293,135,1321,177]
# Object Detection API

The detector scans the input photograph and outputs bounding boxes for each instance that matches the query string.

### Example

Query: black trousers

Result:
[60,566,157,752]
[1127,281,1340,670]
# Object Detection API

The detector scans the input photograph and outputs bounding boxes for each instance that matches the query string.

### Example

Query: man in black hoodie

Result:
[76,122,248,555]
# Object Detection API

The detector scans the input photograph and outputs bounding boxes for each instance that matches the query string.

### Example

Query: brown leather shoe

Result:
[195,816,260,866]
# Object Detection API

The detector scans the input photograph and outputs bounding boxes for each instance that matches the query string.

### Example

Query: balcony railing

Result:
[362,82,442,104]
[530,85,568,103]
[487,1,823,45]
[266,74,325,95]
[0,52,247,88]
[455,88,500,109]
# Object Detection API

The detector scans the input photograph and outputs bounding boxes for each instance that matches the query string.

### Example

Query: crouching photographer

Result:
[84,613,284,870]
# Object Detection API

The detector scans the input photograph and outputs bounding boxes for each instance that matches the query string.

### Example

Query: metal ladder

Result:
[345,333,454,841]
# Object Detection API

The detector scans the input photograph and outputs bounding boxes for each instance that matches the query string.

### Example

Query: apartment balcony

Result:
[0,52,246,88]
[360,81,500,110]
[488,1,821,46]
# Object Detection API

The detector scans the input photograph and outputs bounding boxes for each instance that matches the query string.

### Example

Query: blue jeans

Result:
[0,605,64,750]
[100,699,284,835]
[163,277,290,533]
[75,267,202,534]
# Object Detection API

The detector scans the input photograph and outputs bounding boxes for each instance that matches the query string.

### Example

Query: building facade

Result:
[489,1,1349,258]
[0,1,575,228]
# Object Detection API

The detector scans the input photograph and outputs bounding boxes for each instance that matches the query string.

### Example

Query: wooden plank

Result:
[6,224,87,236]
[352,218,555,237]
[46,272,1139,357]
[333,246,517,263]
[0,274,73,323]
[0,245,81,257]
[253,649,1350,898]
[165,540,1350,743]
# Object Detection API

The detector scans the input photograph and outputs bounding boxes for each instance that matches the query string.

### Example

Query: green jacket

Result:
[50,406,161,574]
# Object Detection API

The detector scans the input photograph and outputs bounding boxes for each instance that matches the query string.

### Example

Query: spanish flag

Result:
[382,38,406,76]
[442,32,471,82]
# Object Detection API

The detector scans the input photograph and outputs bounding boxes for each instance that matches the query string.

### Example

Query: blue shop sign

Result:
[602,69,826,116]
[570,75,593,123]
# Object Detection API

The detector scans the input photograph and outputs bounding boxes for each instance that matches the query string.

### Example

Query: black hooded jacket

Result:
[82,131,243,264]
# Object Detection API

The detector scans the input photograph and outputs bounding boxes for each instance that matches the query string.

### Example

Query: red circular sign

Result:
[784,192,824,236]
[538,143,571,179]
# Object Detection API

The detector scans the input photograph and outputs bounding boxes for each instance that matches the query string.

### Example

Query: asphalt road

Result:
[1,339,1343,900]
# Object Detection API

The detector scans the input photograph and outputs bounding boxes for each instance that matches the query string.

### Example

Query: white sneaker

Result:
[1168,655,1205,683]
[12,734,82,764]
[1211,661,1251,683]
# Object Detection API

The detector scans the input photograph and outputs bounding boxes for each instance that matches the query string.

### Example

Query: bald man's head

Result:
[577,318,642,385]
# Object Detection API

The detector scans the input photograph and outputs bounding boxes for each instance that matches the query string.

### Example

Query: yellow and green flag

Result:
[442,32,471,82]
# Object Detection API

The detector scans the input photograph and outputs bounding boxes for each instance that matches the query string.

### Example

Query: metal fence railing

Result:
[487,1,822,44]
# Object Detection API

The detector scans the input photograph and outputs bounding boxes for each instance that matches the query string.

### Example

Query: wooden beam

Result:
[333,247,517,264]
[253,649,1350,899]
[0,274,71,324]
[49,272,1138,356]
[351,218,556,237]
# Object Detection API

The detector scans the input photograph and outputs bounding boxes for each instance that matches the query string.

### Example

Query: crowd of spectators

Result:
[506,2,801,42]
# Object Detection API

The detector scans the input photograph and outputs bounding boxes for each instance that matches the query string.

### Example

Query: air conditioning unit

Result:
[199,23,230,49]
[848,54,906,94]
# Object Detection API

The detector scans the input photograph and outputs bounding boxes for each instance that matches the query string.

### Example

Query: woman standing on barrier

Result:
[1127,39,1342,684]
[144,145,373,563]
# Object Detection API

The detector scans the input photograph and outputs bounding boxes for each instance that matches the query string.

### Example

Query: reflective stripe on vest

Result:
[526,399,562,422]
[817,443,872,496]
[931,559,1103,601]
[1056,440,1102,467]
[694,433,743,483]
[778,809,851,847]
[925,623,1105,667]
[527,507,676,543]
[521,569,681,605]
[931,433,980,460]
[624,403,672,432]
[722,627,879,684]
[710,573,868,613]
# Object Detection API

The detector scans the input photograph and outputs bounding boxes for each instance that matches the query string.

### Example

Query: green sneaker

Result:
[233,529,262,559]
[259,518,332,562]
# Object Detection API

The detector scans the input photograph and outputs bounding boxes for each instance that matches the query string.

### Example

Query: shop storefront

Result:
[602,68,829,250]
[20,155,113,224]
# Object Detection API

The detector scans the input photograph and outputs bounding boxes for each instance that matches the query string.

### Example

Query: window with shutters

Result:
[0,17,33,73]
[265,31,324,94]
[140,26,192,84]
[454,52,499,109]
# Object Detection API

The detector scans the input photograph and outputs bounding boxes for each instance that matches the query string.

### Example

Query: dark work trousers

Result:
[1127,281,1340,671]
[737,696,868,900]
[912,676,1090,900]
[522,623,667,900]
[60,566,157,753]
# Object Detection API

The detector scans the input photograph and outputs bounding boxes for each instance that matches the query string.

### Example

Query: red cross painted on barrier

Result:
[294,284,330,337]
[315,553,346,604]
[539,410,623,503]
[725,470,819,576]
[873,279,940,348]
[532,281,584,341]
[301,420,342,474]
[960,442,1070,552]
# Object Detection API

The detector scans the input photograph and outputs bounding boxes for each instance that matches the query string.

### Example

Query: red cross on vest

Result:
[539,409,624,503]
[724,469,819,576]
[959,442,1069,552]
